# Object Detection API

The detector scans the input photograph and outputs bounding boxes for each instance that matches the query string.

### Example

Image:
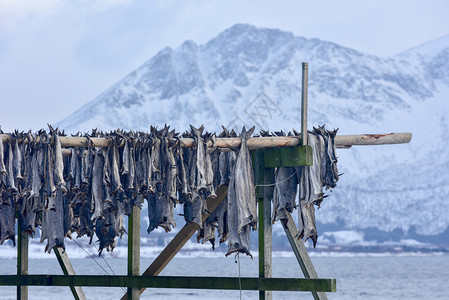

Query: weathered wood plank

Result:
[258,167,274,300]
[127,205,141,299]
[119,184,228,300]
[281,212,329,300]
[54,247,87,300]
[7,133,412,154]
[17,225,28,300]
[0,275,336,292]
[301,62,308,146]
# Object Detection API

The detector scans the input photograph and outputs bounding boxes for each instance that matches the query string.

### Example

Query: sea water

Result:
[0,255,448,299]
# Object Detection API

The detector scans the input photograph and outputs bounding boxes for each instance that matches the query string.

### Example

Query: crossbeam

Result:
[0,275,336,292]
[0,132,412,150]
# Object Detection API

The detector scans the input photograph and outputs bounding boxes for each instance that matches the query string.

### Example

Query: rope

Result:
[235,253,242,300]
[255,170,297,188]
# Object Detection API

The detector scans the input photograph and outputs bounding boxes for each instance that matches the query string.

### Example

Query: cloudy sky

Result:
[1,0,448,132]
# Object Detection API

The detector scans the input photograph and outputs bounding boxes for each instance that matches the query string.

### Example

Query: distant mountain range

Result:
[57,24,449,246]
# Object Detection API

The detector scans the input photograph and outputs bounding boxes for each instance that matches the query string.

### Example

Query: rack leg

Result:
[127,205,141,300]
[258,168,274,300]
[17,223,28,300]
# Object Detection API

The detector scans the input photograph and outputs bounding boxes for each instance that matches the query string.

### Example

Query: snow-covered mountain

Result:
[57,24,449,245]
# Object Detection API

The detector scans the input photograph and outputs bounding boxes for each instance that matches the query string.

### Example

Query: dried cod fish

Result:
[226,126,256,257]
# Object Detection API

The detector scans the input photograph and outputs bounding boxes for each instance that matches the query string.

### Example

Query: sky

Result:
[0,0,448,132]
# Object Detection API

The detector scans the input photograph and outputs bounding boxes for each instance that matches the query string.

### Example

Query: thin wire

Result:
[92,243,117,275]
[71,238,110,276]
[91,242,127,293]
[255,171,297,188]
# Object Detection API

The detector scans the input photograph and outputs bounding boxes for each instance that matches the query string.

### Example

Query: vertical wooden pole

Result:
[54,247,87,300]
[301,62,308,146]
[127,205,141,300]
[256,150,274,300]
[17,220,28,300]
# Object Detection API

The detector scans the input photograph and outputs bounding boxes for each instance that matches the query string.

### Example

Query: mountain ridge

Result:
[57,23,449,245]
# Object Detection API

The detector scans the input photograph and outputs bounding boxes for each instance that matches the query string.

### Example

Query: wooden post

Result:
[301,62,308,146]
[120,185,228,300]
[281,212,328,300]
[127,205,141,300]
[256,150,274,300]
[54,247,87,300]
[17,221,28,300]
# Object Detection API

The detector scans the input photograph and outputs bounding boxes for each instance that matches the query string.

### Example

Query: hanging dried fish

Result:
[44,134,57,210]
[204,133,216,198]
[41,188,65,253]
[110,143,123,195]
[272,167,298,223]
[77,200,94,242]
[6,141,17,194]
[52,129,67,193]
[176,142,189,200]
[183,192,204,226]
[164,134,178,203]
[0,133,6,175]
[13,134,24,181]
[95,209,116,255]
[190,125,208,193]
[0,194,16,246]
[307,133,324,206]
[147,127,176,233]
[300,200,318,247]
[226,126,256,257]
[325,129,339,188]
[147,190,176,233]
[90,149,104,221]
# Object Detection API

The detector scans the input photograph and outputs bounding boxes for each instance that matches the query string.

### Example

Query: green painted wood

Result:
[262,148,281,168]
[17,221,28,300]
[251,146,313,168]
[253,150,265,199]
[279,145,313,167]
[258,168,274,300]
[127,205,141,299]
[0,275,336,292]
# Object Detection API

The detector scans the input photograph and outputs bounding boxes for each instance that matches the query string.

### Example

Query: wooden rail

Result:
[0,275,336,292]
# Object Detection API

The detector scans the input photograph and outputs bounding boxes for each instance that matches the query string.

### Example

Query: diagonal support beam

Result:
[54,247,87,300]
[281,212,329,300]
[120,184,228,300]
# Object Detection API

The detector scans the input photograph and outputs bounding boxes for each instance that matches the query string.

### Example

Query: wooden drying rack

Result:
[0,63,412,300]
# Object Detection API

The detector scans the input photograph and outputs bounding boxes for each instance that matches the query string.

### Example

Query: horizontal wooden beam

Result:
[0,275,336,292]
[1,132,411,150]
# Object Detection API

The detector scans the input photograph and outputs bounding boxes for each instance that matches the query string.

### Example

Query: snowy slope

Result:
[57,24,449,244]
